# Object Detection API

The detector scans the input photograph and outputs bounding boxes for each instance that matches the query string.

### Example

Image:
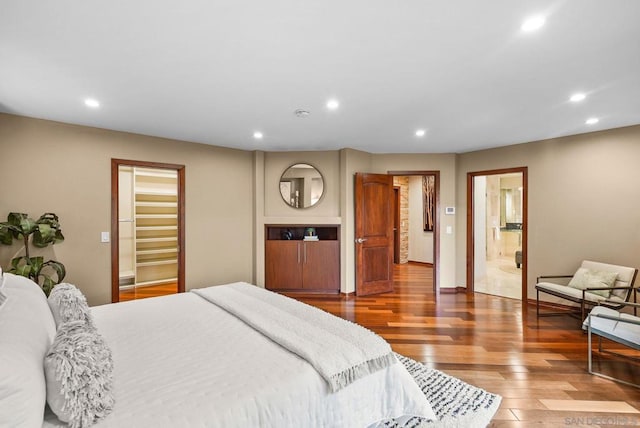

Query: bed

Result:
[0,272,435,428]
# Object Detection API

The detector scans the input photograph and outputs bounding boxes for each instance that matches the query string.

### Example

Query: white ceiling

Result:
[2,1,639,153]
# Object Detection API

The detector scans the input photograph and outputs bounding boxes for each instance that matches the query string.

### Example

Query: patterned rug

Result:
[380,354,502,428]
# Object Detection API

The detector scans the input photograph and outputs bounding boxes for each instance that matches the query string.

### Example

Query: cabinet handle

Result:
[304,244,307,264]
[297,243,301,264]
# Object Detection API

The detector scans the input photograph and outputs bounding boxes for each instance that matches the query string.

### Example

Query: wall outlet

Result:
[101,231,110,243]
[446,226,453,234]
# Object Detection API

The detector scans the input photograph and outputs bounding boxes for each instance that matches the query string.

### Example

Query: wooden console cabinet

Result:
[265,225,339,293]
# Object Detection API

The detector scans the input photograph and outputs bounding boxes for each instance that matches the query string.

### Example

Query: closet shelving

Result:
[119,166,178,289]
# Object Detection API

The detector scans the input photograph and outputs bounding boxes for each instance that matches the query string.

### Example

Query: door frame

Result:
[110,158,186,303]
[388,170,440,295]
[466,167,528,302]
[393,186,401,264]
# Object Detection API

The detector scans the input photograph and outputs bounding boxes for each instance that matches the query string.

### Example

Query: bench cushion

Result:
[583,306,640,350]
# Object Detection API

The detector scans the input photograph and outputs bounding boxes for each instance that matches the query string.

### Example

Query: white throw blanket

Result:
[192,282,396,392]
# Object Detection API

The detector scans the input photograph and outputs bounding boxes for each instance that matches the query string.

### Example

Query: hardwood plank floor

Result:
[285,263,640,427]
[119,282,177,301]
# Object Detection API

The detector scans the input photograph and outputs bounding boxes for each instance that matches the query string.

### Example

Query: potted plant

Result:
[0,212,66,295]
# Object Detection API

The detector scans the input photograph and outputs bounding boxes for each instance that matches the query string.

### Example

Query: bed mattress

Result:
[43,289,433,427]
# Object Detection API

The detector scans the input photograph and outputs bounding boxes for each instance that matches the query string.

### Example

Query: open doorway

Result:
[111,159,185,302]
[467,167,527,302]
[389,171,439,295]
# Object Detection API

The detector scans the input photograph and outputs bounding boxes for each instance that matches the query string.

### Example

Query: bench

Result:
[584,302,640,388]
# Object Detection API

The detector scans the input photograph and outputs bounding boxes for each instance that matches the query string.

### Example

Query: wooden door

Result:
[355,173,394,296]
[303,241,339,290]
[265,241,303,290]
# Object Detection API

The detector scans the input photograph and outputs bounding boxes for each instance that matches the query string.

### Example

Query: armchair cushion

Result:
[568,267,618,298]
[536,281,625,305]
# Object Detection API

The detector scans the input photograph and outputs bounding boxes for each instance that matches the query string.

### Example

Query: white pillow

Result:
[45,320,115,428]
[0,267,7,309]
[48,283,93,327]
[568,267,618,298]
[0,273,57,428]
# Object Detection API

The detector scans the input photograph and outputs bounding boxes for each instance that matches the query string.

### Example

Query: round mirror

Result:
[279,163,324,208]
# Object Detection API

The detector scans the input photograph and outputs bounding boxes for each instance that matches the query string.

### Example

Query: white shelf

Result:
[135,170,177,179]
[137,259,178,267]
[135,277,178,287]
[136,225,178,231]
[119,270,135,280]
[136,201,177,208]
[137,248,177,256]
[136,237,177,243]
[135,189,177,197]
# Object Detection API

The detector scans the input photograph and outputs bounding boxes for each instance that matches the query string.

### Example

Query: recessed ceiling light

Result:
[415,129,426,137]
[570,93,586,102]
[84,98,100,108]
[326,99,339,110]
[521,15,545,32]
[253,131,263,139]
[585,118,599,125]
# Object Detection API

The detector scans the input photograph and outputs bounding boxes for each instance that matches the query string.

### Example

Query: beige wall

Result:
[4,112,638,303]
[0,114,255,305]
[456,125,640,301]
[340,149,372,293]
[408,175,434,264]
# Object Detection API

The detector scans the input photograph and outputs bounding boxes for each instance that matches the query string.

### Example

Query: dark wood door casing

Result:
[110,159,186,303]
[387,171,440,295]
[466,167,528,304]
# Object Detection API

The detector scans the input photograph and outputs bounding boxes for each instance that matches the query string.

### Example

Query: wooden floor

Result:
[286,263,640,427]
[119,282,177,301]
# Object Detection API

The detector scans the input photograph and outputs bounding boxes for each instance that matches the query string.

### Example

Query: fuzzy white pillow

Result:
[48,283,93,327]
[44,320,115,428]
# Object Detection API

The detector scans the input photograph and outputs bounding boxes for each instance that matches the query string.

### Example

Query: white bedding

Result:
[43,288,434,427]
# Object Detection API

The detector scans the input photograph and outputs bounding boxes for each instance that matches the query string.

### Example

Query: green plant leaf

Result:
[9,257,35,279]
[41,260,66,283]
[29,256,44,273]
[33,224,55,247]
[18,217,37,235]
[40,277,55,296]
[7,212,28,226]
[10,256,28,270]
[0,223,14,245]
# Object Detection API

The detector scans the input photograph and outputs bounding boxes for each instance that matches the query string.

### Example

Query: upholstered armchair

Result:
[535,260,638,321]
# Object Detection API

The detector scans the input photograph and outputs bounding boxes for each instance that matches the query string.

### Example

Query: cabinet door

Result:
[302,241,339,291]
[265,241,303,290]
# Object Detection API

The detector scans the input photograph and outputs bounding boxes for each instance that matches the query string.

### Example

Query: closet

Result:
[118,166,178,290]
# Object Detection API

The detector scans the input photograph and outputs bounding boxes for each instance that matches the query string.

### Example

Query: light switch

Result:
[101,231,110,243]
[446,226,453,234]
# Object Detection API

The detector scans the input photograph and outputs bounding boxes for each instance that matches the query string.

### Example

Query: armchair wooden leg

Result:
[536,289,540,318]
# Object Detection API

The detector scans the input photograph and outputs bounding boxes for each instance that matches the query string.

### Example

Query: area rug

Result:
[382,354,502,428]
